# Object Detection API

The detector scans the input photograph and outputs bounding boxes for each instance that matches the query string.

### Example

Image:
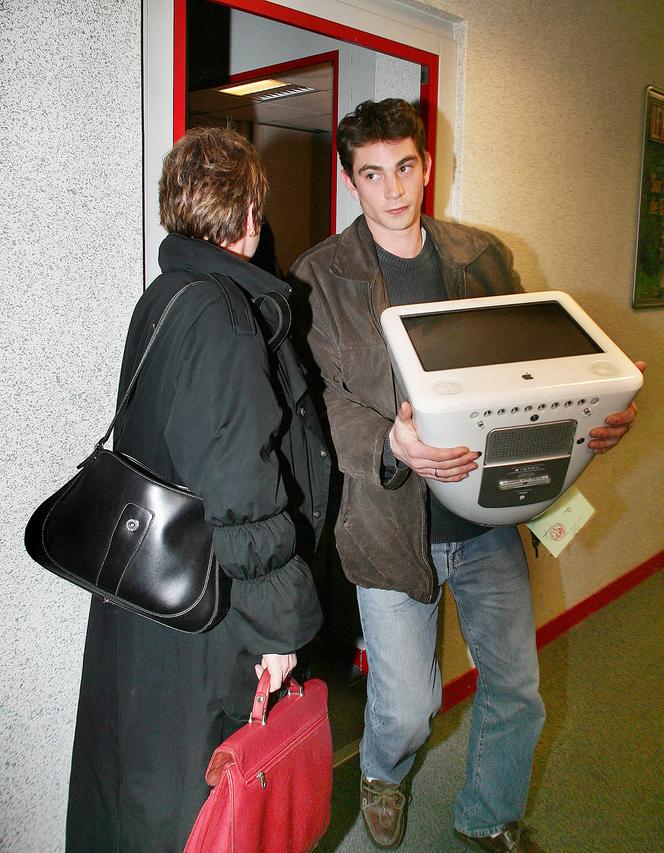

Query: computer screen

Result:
[402,301,603,371]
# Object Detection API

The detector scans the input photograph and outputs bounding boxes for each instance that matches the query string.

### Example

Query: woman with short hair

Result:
[65,126,329,852]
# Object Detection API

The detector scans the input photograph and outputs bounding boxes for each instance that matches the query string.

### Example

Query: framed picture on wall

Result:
[633,85,664,308]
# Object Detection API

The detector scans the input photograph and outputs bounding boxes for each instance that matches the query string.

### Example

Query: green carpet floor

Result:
[316,569,664,852]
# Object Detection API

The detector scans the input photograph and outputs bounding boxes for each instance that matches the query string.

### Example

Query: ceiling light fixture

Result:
[253,84,316,101]
[219,80,317,101]
[218,79,287,97]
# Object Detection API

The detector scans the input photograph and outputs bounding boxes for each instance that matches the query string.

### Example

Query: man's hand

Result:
[588,361,646,454]
[389,401,481,483]
[255,652,297,692]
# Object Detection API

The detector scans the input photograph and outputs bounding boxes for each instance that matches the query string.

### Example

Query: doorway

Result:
[176,0,439,650]
[144,0,457,285]
[186,0,338,274]
[175,0,438,239]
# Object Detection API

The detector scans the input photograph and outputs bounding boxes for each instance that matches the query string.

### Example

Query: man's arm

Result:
[588,361,645,454]
[389,401,481,483]
[294,258,480,487]
[291,251,399,486]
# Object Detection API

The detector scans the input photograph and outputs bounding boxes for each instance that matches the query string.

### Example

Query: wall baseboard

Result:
[440,548,664,713]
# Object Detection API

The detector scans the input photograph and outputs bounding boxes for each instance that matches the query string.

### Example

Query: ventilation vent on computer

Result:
[485,420,577,464]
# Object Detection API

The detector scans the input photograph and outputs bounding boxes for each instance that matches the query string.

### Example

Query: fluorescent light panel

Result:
[219,79,287,97]
[219,80,317,101]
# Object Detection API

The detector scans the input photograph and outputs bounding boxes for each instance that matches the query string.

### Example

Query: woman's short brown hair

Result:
[159,126,268,246]
[336,99,427,180]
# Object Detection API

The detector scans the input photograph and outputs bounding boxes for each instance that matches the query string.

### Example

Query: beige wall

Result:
[406,0,664,679]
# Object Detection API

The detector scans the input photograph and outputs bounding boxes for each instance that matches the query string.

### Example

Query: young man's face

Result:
[342,137,431,246]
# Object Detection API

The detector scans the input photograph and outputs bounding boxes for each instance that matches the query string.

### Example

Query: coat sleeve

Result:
[290,257,401,488]
[164,292,321,654]
[466,230,523,297]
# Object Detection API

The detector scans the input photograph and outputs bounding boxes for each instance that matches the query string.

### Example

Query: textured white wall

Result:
[374,53,421,105]
[0,1,143,850]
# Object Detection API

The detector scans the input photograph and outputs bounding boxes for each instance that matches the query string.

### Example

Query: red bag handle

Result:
[205,673,305,785]
[249,670,304,725]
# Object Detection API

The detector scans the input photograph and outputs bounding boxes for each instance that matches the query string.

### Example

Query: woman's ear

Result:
[247,205,258,238]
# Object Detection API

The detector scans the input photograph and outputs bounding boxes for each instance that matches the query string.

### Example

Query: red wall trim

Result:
[534,548,664,649]
[420,63,438,216]
[440,548,664,714]
[441,667,478,712]
[173,0,188,141]
[330,52,339,233]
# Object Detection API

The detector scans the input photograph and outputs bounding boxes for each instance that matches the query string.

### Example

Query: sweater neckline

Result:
[375,228,436,271]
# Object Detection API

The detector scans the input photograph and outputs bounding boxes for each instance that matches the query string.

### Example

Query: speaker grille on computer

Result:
[485,420,577,464]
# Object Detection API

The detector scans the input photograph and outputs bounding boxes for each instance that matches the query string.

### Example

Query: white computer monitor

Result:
[381,291,642,525]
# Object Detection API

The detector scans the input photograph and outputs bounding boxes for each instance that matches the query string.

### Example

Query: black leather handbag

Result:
[24,281,290,633]
[24,446,228,632]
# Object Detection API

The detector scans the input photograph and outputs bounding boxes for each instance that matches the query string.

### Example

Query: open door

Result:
[145,0,454,284]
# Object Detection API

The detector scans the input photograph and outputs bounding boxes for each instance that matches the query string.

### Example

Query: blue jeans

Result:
[356,525,545,836]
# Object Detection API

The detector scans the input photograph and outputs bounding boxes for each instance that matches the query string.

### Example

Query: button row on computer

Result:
[470,398,600,418]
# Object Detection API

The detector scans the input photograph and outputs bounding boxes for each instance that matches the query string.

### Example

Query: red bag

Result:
[184,672,332,853]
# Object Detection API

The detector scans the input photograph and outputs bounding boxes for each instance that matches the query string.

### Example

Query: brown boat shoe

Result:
[360,774,408,849]
[455,822,545,852]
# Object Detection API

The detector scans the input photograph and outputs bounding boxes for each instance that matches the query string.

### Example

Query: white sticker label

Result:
[527,487,595,557]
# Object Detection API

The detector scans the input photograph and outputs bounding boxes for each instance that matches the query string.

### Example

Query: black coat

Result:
[66,234,330,853]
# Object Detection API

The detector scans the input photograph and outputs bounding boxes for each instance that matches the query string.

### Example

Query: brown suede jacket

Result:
[289,214,521,603]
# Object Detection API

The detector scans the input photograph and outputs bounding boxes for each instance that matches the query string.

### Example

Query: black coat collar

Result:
[158,233,290,300]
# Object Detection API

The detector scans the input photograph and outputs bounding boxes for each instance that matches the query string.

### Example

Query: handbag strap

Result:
[89,278,291,458]
[94,279,207,452]
[250,670,272,725]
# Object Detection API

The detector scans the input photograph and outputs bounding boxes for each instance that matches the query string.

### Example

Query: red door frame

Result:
[224,51,339,233]
[173,0,439,216]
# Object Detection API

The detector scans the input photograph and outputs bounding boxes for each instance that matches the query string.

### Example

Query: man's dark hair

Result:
[336,98,427,180]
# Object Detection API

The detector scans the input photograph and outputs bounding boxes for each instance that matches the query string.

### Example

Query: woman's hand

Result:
[255,652,297,692]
